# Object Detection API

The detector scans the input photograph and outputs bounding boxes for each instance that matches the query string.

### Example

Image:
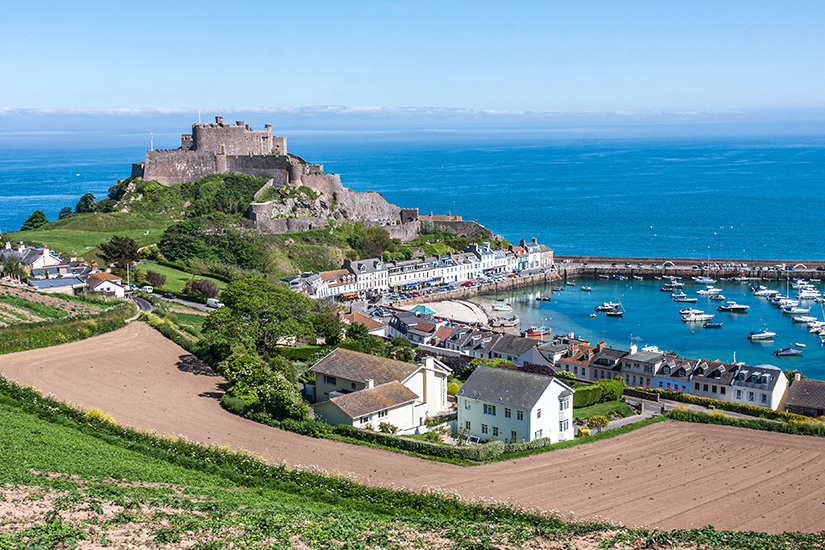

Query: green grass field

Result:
[135,262,226,294]
[5,213,174,262]
[573,400,636,420]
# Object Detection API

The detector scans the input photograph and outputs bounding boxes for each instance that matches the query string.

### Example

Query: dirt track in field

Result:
[2,322,825,534]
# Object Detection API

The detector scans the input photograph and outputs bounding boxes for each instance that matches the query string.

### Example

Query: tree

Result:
[587,415,609,433]
[202,278,317,360]
[186,278,218,298]
[311,313,344,345]
[20,210,48,231]
[145,270,166,288]
[75,193,96,213]
[58,207,73,219]
[98,235,141,268]
[1,255,26,281]
[347,322,370,351]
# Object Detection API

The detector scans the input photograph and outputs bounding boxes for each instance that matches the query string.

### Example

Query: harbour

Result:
[470,275,825,381]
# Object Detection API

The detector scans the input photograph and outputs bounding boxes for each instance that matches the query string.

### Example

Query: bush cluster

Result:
[502,437,553,454]
[645,388,809,422]
[669,407,825,437]
[332,425,505,461]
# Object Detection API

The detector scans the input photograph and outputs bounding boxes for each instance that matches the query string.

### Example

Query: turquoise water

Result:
[475,276,825,380]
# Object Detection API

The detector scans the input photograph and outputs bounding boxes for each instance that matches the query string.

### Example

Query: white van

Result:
[206,298,224,308]
[140,285,153,293]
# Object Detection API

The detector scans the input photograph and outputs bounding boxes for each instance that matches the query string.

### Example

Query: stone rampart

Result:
[225,156,291,181]
[142,150,221,185]
[249,215,330,234]
[386,221,421,242]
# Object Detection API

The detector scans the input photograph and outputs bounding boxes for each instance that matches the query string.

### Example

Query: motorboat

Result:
[703,322,723,329]
[753,287,780,297]
[580,286,592,291]
[679,307,703,315]
[717,301,750,312]
[697,286,723,295]
[792,315,817,324]
[594,301,620,312]
[673,296,698,303]
[775,345,804,357]
[748,329,776,340]
[566,281,576,286]
[553,286,564,291]
[694,276,717,284]
[671,291,687,299]
[491,303,513,312]
[605,308,624,317]
[709,294,725,301]
[681,311,714,322]
[782,305,811,315]
[633,275,643,280]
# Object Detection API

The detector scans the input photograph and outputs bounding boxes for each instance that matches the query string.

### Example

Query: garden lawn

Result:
[135,262,226,294]
[573,400,635,420]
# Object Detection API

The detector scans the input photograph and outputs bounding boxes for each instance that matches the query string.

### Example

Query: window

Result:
[324,375,337,385]
[360,415,370,424]
[537,409,542,419]
[517,410,524,421]
[761,393,768,404]
[465,421,471,430]
[378,409,388,418]
[504,408,511,418]
[492,426,499,437]
[711,385,717,393]
[483,404,496,416]
[632,375,637,385]
[736,389,743,399]
[511,430,517,441]
[694,383,700,390]
[721,387,726,395]
[703,384,709,392]
[481,424,488,434]
[464,400,471,410]
[560,419,569,431]
[534,429,543,439]
[559,398,569,411]
[748,391,755,401]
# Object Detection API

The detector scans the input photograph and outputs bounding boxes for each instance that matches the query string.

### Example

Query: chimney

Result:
[629,344,637,355]
[597,341,606,352]
[215,116,223,124]
[423,356,435,369]
[236,120,244,126]
[794,372,802,382]
[366,379,374,389]
[532,237,538,245]
[4,241,11,250]
[18,242,25,252]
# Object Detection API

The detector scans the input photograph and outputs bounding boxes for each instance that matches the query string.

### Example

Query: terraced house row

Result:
[284,238,554,298]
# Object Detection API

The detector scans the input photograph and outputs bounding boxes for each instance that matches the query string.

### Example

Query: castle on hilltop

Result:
[128,115,492,242]
[131,116,289,185]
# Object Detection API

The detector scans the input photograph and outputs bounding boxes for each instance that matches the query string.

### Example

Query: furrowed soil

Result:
[2,322,824,534]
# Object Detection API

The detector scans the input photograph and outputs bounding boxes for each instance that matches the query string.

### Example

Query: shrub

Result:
[577,427,591,437]
[190,279,219,298]
[145,270,167,288]
[378,422,399,434]
[594,377,624,403]
[332,425,505,461]
[669,407,825,438]
[555,370,576,380]
[502,437,553,454]
[447,382,460,396]
[587,415,609,433]
[647,388,809,422]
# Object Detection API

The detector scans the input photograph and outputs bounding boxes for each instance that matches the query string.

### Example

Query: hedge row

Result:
[572,378,624,408]
[332,424,506,461]
[140,312,203,357]
[670,407,825,437]
[0,302,134,355]
[502,437,553,453]
[644,388,809,422]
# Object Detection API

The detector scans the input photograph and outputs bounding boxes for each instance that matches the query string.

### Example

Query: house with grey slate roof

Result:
[456,365,574,444]
[309,348,451,433]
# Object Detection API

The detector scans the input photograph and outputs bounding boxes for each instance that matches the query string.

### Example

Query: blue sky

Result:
[2,1,823,112]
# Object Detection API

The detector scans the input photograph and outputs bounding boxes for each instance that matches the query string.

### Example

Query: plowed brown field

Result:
[2,322,824,534]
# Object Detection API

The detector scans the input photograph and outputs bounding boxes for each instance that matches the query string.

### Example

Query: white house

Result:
[310,348,451,433]
[456,366,575,444]
[85,272,125,298]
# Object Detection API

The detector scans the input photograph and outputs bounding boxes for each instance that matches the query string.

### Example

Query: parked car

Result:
[461,282,475,287]
[206,298,225,308]
[139,286,153,293]
[162,292,175,299]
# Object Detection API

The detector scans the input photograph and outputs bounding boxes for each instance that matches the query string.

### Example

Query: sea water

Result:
[476,277,825,380]
[2,135,825,376]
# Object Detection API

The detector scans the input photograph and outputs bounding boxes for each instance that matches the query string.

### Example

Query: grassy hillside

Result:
[0,377,818,549]
[4,213,173,264]
[134,261,226,294]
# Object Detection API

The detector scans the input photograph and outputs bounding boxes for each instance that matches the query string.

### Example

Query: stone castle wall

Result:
[432,220,493,238]
[142,150,222,185]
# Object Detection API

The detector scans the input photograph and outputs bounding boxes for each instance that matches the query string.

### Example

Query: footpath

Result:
[596,395,756,434]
